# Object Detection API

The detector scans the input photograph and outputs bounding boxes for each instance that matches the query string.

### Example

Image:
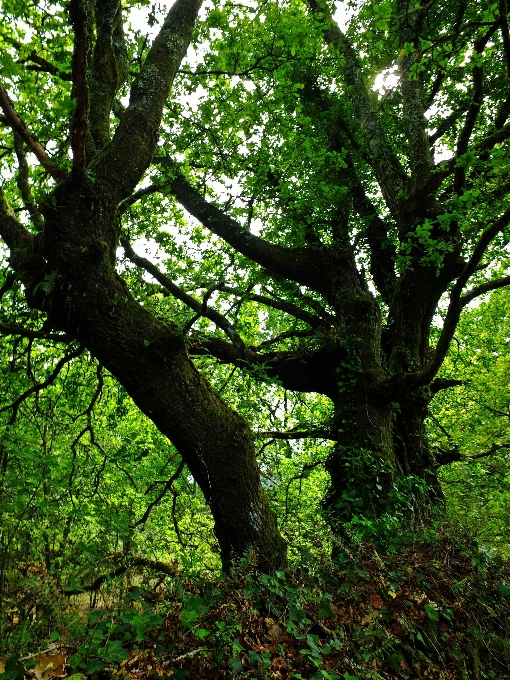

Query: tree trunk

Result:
[33,178,286,572]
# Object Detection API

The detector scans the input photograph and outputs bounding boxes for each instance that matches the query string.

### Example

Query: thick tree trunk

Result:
[322,279,444,539]
[33,178,286,572]
[324,388,442,539]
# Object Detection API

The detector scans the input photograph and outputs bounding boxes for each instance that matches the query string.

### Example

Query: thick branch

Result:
[89,0,129,150]
[346,154,396,301]
[0,82,63,180]
[166,168,337,296]
[70,0,93,174]
[0,185,34,253]
[94,0,203,202]
[398,0,432,189]
[376,206,510,398]
[460,275,510,305]
[305,0,409,220]
[13,133,44,229]
[499,0,510,78]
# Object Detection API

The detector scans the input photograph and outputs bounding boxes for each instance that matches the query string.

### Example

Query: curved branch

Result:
[0,82,63,180]
[0,345,84,419]
[454,24,499,193]
[121,238,246,351]
[461,275,510,306]
[135,459,185,527]
[165,167,337,296]
[376,206,510,398]
[65,556,178,595]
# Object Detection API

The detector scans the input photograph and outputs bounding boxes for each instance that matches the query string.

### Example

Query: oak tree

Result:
[1,0,510,569]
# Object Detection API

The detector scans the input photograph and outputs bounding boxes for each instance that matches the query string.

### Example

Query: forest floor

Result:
[2,532,510,680]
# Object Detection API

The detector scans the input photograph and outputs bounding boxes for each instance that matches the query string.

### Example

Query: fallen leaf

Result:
[370,592,383,610]
[268,623,283,639]
[34,653,66,680]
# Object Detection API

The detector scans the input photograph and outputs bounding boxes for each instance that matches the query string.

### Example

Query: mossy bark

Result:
[35,178,286,572]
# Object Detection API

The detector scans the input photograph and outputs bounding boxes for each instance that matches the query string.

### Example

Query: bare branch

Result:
[135,459,185,527]
[121,238,246,351]
[0,323,71,342]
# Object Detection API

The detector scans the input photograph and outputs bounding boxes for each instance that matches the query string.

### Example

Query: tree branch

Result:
[164,165,338,297]
[454,24,499,193]
[376,206,510,398]
[121,238,246,351]
[89,0,129,151]
[398,0,433,190]
[305,0,409,220]
[70,0,93,174]
[0,82,63,179]
[461,275,510,306]
[93,0,203,202]
[135,459,185,527]
[0,323,71,342]
[0,345,84,420]
[13,133,44,229]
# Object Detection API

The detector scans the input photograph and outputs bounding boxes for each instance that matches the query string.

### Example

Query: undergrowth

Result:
[1,529,510,679]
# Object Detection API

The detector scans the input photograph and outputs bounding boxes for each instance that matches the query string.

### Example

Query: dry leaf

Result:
[271,656,285,667]
[370,592,383,610]
[0,656,7,674]
[34,653,66,680]
[268,623,283,638]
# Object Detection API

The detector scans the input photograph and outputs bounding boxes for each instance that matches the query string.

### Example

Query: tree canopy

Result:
[1,0,510,578]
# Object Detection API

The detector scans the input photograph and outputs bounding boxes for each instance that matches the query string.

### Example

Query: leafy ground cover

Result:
[2,531,510,680]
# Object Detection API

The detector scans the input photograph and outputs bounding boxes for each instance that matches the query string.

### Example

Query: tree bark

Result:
[24,177,286,573]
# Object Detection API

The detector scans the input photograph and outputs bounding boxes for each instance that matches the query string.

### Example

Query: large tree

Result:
[1,0,510,569]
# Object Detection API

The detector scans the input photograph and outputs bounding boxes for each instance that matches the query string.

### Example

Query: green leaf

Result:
[103,640,129,663]
[424,604,439,621]
[84,659,107,675]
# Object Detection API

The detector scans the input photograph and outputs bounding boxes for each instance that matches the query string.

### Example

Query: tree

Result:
[1,0,510,570]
